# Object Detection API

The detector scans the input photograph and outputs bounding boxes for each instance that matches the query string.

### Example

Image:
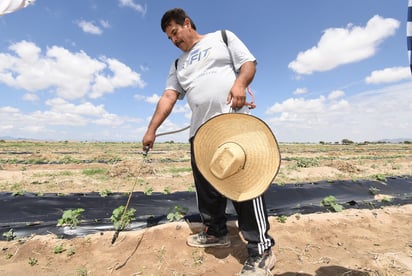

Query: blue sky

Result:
[1,0,411,143]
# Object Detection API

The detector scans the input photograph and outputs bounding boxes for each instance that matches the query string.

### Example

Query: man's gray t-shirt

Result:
[165,30,256,138]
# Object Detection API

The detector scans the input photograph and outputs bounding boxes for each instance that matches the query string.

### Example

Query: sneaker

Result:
[187,230,231,248]
[239,249,276,275]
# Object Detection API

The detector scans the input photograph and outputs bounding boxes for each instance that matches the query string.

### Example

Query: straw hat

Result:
[193,113,281,202]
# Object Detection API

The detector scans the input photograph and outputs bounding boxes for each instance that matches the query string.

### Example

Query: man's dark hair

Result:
[161,8,197,32]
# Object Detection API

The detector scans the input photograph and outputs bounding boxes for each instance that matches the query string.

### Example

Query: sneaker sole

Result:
[267,254,276,271]
[186,240,231,248]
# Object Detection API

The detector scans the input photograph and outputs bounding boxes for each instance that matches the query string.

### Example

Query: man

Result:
[142,8,275,275]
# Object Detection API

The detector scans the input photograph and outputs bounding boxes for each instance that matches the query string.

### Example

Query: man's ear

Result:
[184,18,190,28]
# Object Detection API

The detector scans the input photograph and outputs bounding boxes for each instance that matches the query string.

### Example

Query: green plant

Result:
[54,244,66,254]
[57,208,85,228]
[76,267,88,276]
[144,186,153,195]
[2,229,16,241]
[277,215,287,223]
[375,174,387,182]
[321,195,344,212]
[99,189,112,197]
[187,184,195,192]
[110,205,136,231]
[67,247,76,256]
[156,246,166,264]
[28,257,38,266]
[11,190,25,197]
[167,205,188,222]
[295,157,320,168]
[381,196,392,202]
[163,186,171,194]
[60,156,80,164]
[82,168,107,176]
[369,186,380,195]
[166,166,192,174]
[192,249,204,266]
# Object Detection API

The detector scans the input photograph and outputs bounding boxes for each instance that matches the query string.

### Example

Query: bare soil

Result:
[0,141,411,275]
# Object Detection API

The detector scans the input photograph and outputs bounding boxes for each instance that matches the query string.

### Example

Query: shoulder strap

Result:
[221,29,228,46]
[175,30,228,69]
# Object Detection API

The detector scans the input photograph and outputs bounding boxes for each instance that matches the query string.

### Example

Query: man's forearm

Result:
[146,91,178,134]
[235,61,256,88]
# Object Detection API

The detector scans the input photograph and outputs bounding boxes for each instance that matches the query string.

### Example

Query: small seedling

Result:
[369,186,380,195]
[76,267,88,276]
[99,189,112,197]
[277,215,287,223]
[144,187,153,195]
[167,205,188,222]
[163,186,171,194]
[2,229,16,241]
[321,195,344,212]
[381,196,392,202]
[110,205,136,231]
[28,257,38,266]
[54,244,66,254]
[375,174,387,182]
[192,249,204,266]
[12,190,25,197]
[67,247,76,256]
[57,208,85,228]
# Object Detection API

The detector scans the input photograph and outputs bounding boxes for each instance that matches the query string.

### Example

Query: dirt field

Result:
[0,141,411,275]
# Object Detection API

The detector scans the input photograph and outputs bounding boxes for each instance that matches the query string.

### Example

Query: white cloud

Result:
[288,15,400,75]
[0,98,132,139]
[0,106,19,113]
[100,20,111,29]
[93,113,124,126]
[77,20,102,35]
[139,64,149,72]
[133,94,145,101]
[328,90,345,100]
[118,0,147,15]
[267,96,326,115]
[23,93,38,101]
[365,66,411,84]
[0,40,146,100]
[145,93,160,104]
[293,87,307,95]
[90,57,145,98]
[45,98,106,116]
[265,82,412,142]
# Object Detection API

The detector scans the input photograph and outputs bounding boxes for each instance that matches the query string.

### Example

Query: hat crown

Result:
[209,142,246,180]
[193,113,281,202]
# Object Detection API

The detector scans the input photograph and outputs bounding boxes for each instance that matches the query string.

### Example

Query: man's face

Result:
[165,19,191,52]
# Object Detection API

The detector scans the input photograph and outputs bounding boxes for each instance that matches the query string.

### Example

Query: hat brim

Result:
[193,113,281,202]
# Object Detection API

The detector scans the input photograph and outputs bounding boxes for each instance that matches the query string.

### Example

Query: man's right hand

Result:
[142,131,156,153]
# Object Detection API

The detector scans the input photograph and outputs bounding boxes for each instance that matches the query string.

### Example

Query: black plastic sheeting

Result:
[1,176,412,240]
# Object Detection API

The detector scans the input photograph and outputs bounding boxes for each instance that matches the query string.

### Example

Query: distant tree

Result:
[341,139,354,145]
